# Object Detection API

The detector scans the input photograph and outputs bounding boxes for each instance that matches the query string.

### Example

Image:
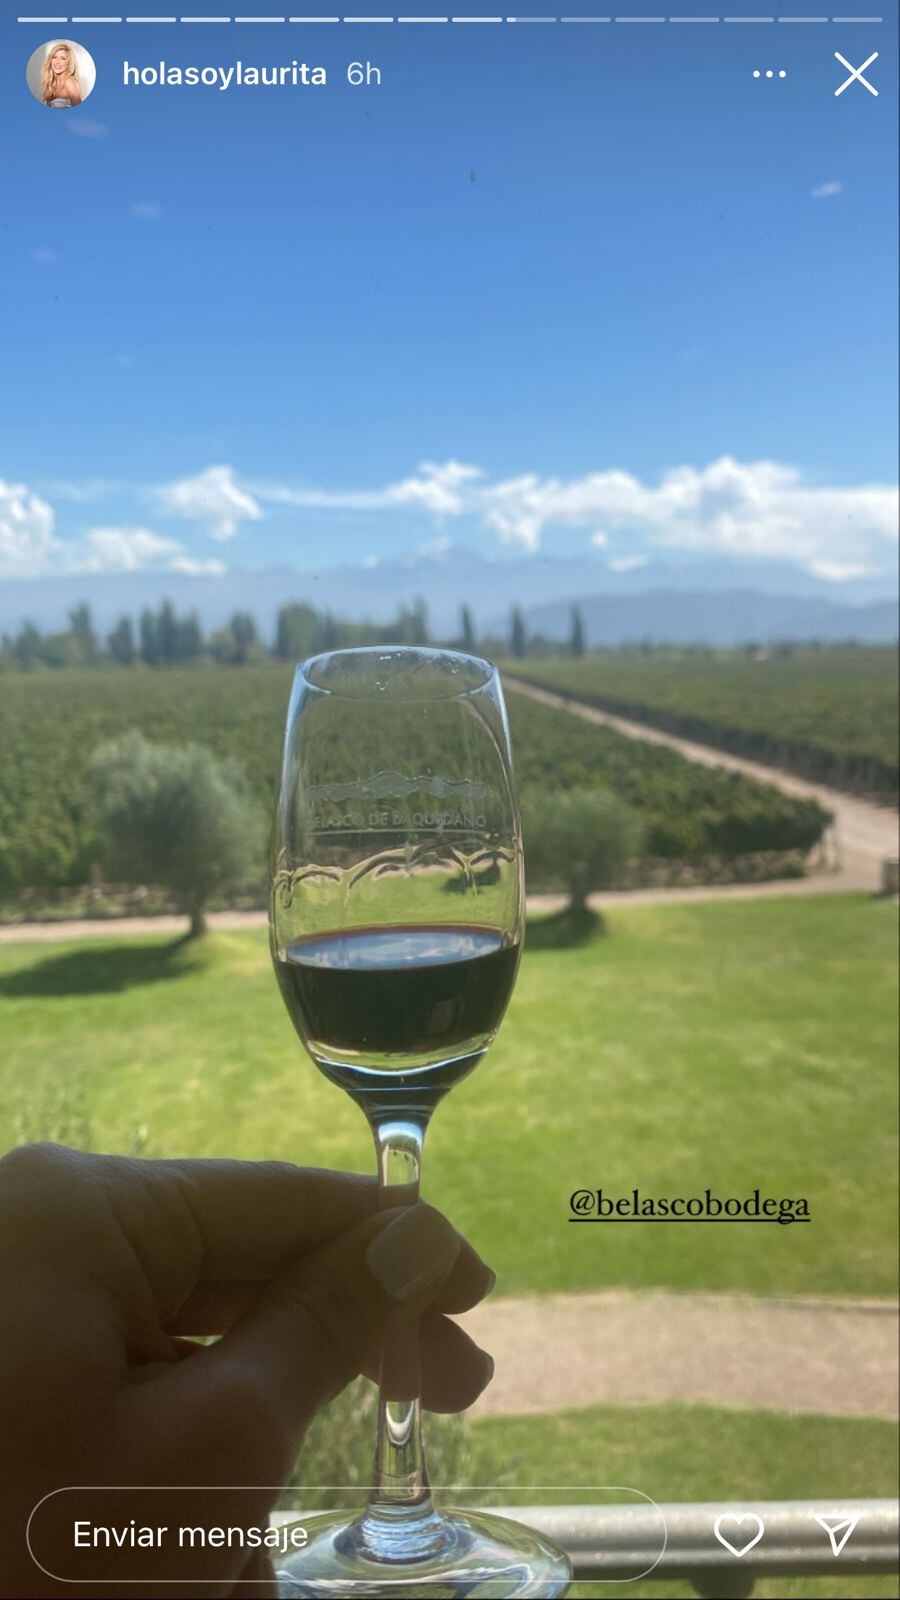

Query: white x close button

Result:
[834,51,879,97]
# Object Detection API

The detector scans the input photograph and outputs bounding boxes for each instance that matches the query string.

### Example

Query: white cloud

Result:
[609,554,650,572]
[41,477,118,504]
[260,484,389,511]
[0,483,225,580]
[67,118,108,139]
[129,201,163,220]
[808,560,869,583]
[257,459,482,519]
[81,527,224,576]
[386,460,482,517]
[9,457,896,587]
[81,527,174,571]
[414,533,454,559]
[811,181,843,199]
[478,456,898,576]
[156,464,263,541]
[247,454,898,579]
[0,480,59,577]
[482,467,662,549]
[169,553,227,576]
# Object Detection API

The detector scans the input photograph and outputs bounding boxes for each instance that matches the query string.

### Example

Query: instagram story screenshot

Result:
[0,3,898,1597]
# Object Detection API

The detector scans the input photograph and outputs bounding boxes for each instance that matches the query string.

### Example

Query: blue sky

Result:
[1,8,897,589]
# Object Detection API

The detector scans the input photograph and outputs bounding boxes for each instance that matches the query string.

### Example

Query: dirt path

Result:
[462,1288,899,1421]
[506,676,899,893]
[0,872,886,945]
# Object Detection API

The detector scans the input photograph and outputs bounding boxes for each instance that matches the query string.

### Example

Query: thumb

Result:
[211,1203,462,1430]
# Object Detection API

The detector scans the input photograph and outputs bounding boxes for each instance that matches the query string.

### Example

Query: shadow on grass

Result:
[525,904,607,951]
[0,938,204,998]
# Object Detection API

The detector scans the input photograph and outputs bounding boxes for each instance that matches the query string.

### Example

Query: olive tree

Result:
[521,786,641,914]
[89,731,264,937]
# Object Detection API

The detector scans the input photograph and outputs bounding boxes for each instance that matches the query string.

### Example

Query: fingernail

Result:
[480,1351,495,1386]
[366,1205,462,1303]
[482,1268,497,1296]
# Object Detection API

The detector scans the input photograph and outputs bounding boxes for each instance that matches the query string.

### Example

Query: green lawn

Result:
[1,894,896,1299]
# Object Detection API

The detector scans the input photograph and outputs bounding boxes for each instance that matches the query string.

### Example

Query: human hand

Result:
[0,1143,495,1597]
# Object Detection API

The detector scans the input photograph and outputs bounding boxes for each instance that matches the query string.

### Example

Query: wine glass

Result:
[269,646,571,1596]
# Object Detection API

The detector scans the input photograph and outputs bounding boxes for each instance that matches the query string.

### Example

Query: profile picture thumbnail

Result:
[26,39,96,109]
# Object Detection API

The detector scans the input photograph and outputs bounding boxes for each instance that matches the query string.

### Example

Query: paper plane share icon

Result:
[812,1513,860,1557]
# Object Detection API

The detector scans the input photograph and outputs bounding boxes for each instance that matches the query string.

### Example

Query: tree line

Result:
[0,598,592,671]
[6,597,856,675]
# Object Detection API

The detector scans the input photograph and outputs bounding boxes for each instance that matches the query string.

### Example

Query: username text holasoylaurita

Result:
[123,60,327,89]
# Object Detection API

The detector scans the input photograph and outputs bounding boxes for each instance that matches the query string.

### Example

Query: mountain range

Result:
[1,545,896,646]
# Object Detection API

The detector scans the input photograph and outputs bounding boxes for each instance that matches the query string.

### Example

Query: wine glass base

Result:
[275,1507,573,1597]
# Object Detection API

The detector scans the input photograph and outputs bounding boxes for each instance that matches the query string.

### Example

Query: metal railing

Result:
[512,1498,899,1595]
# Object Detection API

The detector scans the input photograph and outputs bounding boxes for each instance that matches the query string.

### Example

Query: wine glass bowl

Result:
[271,649,524,1111]
[269,647,571,1597]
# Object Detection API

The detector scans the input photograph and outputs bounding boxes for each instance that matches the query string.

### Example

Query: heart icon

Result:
[713,1513,765,1558]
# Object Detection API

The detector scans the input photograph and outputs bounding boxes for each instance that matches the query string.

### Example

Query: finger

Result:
[169,1229,495,1335]
[115,1157,379,1328]
[168,1282,258,1334]
[95,1154,493,1323]
[206,1204,465,1430]
[360,1310,494,1414]
[172,1299,495,1412]
[433,1242,496,1315]
[120,1208,492,1569]
[123,1159,381,1285]
[0,1146,380,1322]
[420,1312,494,1413]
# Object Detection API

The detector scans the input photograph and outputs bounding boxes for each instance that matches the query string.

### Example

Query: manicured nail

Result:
[366,1205,462,1303]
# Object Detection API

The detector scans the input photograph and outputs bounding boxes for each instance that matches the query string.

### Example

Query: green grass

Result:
[1,894,896,1299]
[469,1403,899,1599]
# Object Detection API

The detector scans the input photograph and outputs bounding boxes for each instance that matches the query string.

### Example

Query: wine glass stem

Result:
[364,1114,441,1546]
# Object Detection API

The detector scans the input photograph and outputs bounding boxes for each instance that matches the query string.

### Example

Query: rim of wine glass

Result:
[296,645,500,703]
